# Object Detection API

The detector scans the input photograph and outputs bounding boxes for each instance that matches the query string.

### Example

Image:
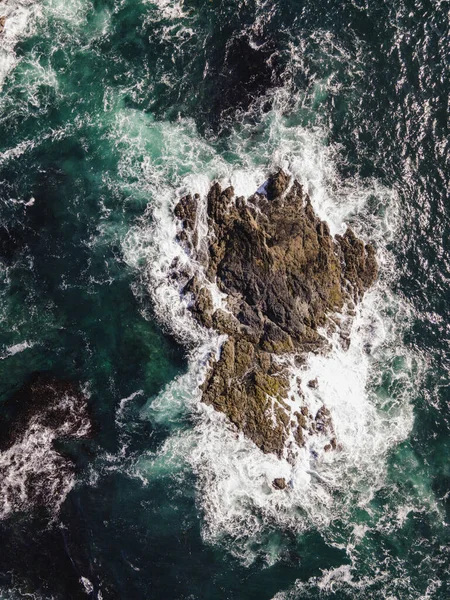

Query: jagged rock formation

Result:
[173,170,378,457]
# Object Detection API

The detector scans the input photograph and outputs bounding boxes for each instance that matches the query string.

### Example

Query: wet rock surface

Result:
[272,477,287,490]
[173,171,378,457]
[0,16,6,35]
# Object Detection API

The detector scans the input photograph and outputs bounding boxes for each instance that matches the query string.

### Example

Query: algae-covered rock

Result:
[173,170,378,457]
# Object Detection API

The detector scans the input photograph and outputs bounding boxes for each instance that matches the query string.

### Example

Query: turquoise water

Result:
[0,0,449,597]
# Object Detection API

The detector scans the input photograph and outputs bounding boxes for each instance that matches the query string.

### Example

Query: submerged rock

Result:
[0,375,92,520]
[173,170,378,457]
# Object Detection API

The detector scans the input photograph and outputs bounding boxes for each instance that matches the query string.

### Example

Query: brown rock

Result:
[174,193,198,231]
[192,286,214,329]
[272,477,287,490]
[174,193,198,250]
[211,309,241,336]
[266,169,291,200]
[314,405,334,437]
[294,426,305,447]
[336,228,378,300]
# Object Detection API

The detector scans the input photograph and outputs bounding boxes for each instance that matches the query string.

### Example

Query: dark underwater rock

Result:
[0,375,92,519]
[173,170,378,457]
[204,33,283,126]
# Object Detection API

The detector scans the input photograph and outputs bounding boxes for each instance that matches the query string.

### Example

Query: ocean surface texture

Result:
[0,0,449,598]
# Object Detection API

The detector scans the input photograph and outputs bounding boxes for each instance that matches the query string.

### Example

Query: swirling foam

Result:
[119,94,419,563]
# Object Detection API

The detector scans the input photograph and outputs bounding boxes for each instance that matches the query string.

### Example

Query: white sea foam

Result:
[0,424,75,520]
[0,0,41,90]
[80,577,94,595]
[146,0,188,22]
[0,588,48,600]
[271,532,444,600]
[270,564,377,599]
[0,340,34,359]
[116,390,144,427]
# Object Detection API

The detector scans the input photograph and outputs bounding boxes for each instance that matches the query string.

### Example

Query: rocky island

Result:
[172,170,378,458]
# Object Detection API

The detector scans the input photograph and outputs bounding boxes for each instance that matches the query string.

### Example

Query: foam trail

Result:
[148,0,189,21]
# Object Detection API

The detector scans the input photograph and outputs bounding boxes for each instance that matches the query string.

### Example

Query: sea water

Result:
[0,0,449,598]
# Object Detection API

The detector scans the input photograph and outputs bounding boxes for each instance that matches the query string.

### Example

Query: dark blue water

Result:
[0,0,449,598]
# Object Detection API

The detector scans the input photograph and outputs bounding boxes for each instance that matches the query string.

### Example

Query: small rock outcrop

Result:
[0,17,6,35]
[172,170,378,457]
[272,478,287,490]
[307,378,318,389]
